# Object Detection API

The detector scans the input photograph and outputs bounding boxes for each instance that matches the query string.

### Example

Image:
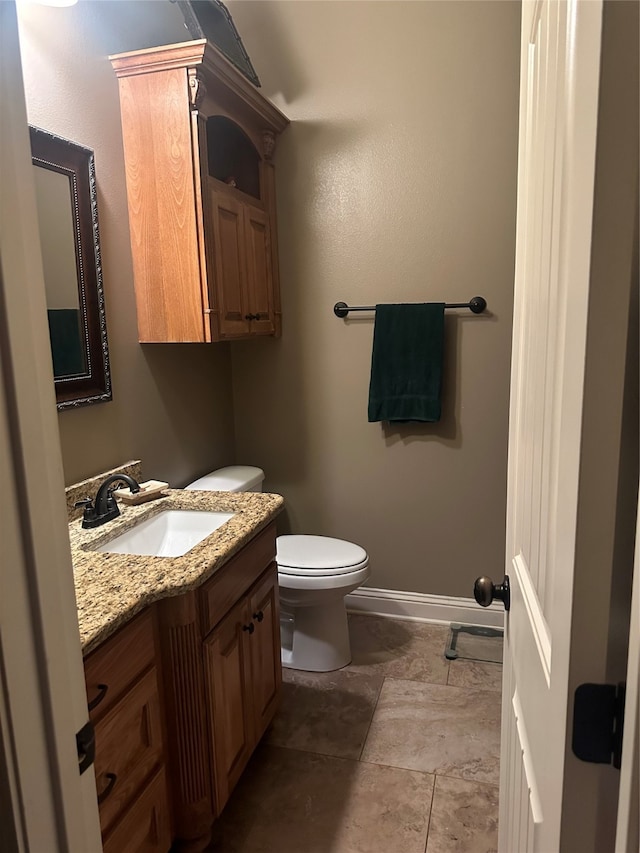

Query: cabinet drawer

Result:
[85,610,155,720]
[200,522,276,636]
[102,767,171,853]
[94,668,164,835]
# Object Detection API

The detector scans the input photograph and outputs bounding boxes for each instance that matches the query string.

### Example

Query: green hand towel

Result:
[367,303,445,423]
[47,308,86,377]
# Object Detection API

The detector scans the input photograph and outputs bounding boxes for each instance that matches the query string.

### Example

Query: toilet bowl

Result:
[185,466,370,672]
[277,534,369,671]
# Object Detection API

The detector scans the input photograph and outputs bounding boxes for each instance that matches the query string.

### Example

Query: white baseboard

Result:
[346,586,504,629]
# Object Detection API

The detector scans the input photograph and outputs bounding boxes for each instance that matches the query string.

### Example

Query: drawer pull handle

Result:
[254,313,261,321]
[97,773,117,804]
[88,684,108,711]
[253,611,264,623]
[242,623,255,634]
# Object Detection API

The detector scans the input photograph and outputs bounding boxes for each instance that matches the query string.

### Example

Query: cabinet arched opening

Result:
[206,116,261,200]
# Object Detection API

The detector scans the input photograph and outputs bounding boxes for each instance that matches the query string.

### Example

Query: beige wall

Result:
[33,167,79,310]
[17,1,236,488]
[18,0,520,597]
[228,1,521,596]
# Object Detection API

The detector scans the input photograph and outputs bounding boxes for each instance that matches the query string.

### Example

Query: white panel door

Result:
[498,1,603,850]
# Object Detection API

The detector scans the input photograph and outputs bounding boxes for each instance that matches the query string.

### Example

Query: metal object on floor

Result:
[445,623,504,663]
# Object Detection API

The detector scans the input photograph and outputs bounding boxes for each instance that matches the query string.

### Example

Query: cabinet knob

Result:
[245,313,255,321]
[242,623,255,634]
[253,611,264,623]
[254,313,261,321]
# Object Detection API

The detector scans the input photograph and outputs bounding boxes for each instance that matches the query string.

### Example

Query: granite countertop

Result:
[70,489,284,655]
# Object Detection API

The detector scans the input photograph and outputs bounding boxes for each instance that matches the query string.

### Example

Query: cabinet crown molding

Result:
[110,39,289,134]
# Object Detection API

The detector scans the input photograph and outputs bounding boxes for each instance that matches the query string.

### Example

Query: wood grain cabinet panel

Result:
[244,204,275,336]
[116,69,205,343]
[111,40,288,342]
[94,669,165,836]
[200,522,277,636]
[102,768,171,853]
[210,190,250,338]
[204,598,255,808]
[156,593,212,853]
[204,562,281,813]
[84,612,170,852]
[84,609,155,721]
[248,564,282,738]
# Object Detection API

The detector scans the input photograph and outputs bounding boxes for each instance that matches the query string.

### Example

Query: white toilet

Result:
[185,466,370,672]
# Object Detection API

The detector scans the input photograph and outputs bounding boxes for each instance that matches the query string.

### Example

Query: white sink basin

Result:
[97,509,235,557]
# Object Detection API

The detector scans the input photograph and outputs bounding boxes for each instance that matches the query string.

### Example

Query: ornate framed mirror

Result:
[30,126,112,410]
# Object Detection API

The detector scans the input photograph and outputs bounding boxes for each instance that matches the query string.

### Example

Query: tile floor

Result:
[208,614,502,853]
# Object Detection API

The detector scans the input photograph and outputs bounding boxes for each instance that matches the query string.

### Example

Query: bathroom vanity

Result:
[72,489,284,853]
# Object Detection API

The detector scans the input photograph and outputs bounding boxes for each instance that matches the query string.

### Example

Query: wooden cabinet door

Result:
[116,69,207,343]
[210,190,251,339]
[204,597,254,810]
[243,205,275,336]
[209,187,276,340]
[247,563,282,739]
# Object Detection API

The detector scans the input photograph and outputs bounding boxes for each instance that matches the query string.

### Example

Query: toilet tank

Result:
[185,466,265,493]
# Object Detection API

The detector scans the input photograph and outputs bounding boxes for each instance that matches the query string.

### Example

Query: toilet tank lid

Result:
[185,466,265,492]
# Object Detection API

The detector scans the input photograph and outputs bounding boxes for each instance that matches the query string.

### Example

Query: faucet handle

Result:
[74,498,94,510]
[75,497,97,525]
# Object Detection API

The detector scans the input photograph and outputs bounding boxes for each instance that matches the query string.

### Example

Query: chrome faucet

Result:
[75,474,141,529]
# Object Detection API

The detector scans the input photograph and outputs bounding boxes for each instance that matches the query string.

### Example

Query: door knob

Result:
[473,575,510,611]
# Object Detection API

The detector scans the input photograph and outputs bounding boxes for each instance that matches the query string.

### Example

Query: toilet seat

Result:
[276,534,369,577]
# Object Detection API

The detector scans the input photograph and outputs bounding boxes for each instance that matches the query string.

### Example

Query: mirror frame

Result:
[30,126,112,410]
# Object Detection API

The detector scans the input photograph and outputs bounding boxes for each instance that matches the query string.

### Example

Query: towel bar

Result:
[333,296,487,318]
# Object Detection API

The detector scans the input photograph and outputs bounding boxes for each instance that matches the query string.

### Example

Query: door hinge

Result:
[76,720,95,775]
[572,682,625,769]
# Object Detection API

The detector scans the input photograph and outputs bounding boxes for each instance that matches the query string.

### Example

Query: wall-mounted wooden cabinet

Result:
[110,40,289,342]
